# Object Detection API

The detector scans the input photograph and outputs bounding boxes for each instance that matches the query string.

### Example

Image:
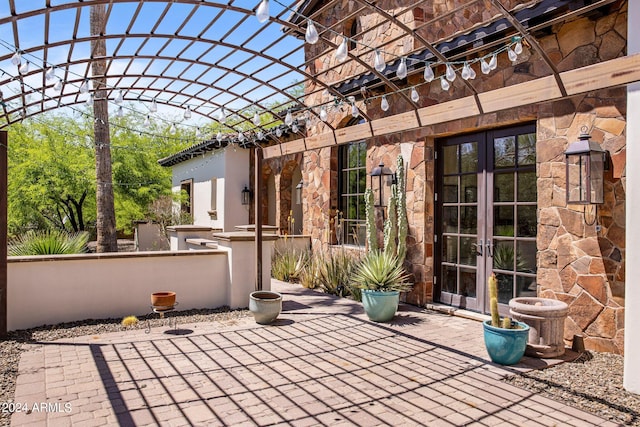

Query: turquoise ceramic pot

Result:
[361,290,399,322]
[483,320,530,365]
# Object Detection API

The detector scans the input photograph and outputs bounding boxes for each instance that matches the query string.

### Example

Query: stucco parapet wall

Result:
[7,250,224,263]
[166,225,214,232]
[213,231,280,242]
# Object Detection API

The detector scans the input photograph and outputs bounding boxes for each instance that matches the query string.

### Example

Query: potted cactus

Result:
[482,273,530,365]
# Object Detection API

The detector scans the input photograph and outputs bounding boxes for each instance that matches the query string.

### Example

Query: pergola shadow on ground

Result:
[11,281,615,427]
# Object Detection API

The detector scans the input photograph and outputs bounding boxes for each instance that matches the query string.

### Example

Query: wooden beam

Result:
[335,122,372,144]
[561,53,640,95]
[305,132,336,150]
[0,131,6,338]
[280,138,306,156]
[262,144,282,159]
[418,96,480,126]
[371,110,420,136]
[478,75,562,113]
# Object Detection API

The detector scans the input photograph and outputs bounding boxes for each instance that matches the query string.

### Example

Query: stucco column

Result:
[625,0,640,394]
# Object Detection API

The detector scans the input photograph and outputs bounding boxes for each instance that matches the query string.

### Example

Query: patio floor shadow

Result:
[10,280,617,426]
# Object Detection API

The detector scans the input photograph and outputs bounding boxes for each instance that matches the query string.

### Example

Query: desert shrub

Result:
[271,247,309,282]
[8,229,89,255]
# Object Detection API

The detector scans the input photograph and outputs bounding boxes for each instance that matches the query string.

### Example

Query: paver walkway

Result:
[11,280,616,426]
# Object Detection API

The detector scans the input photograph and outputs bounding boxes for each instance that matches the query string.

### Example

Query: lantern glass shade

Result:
[369,163,395,207]
[295,180,303,205]
[241,186,251,205]
[565,135,606,205]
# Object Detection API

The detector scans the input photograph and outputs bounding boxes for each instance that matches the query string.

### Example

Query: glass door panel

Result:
[436,124,537,315]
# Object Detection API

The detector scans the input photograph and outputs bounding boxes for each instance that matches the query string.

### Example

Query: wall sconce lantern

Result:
[295,180,303,205]
[370,163,395,207]
[241,185,251,205]
[565,130,607,205]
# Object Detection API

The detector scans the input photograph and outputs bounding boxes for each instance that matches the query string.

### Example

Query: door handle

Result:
[486,239,493,257]
[474,239,483,256]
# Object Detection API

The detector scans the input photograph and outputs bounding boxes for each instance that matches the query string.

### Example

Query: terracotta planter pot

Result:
[151,291,176,308]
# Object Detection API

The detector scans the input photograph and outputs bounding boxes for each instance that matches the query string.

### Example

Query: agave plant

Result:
[271,247,308,282]
[352,250,412,292]
[8,229,89,256]
[316,249,360,297]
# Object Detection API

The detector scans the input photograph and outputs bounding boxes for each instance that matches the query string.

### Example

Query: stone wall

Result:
[285,0,629,353]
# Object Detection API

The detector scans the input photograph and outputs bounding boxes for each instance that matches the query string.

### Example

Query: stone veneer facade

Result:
[262,1,627,353]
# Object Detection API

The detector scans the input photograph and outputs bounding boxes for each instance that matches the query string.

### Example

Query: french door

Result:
[436,125,538,314]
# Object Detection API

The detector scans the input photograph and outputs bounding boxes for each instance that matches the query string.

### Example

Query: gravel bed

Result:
[0,307,250,427]
[505,351,640,425]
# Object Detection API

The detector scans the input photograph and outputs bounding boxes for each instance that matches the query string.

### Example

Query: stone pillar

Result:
[625,0,640,394]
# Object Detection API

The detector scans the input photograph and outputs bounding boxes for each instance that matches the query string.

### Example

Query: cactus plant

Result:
[383,184,398,258]
[395,155,408,265]
[365,188,378,251]
[488,272,515,328]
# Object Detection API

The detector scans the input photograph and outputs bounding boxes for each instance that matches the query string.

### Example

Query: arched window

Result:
[348,19,359,51]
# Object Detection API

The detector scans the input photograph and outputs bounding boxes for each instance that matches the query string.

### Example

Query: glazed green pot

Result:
[483,320,530,365]
[361,289,399,322]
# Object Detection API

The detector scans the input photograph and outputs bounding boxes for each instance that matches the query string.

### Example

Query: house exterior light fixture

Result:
[241,186,251,205]
[369,163,395,207]
[295,180,303,205]
[565,129,607,205]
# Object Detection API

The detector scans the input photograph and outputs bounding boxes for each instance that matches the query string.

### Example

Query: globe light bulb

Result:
[218,107,226,122]
[45,66,55,81]
[423,65,434,82]
[440,76,450,91]
[169,123,176,134]
[380,95,389,112]
[292,123,299,133]
[481,58,491,74]
[305,20,319,44]
[335,37,348,62]
[351,103,359,118]
[144,115,151,127]
[19,61,29,74]
[445,63,456,82]
[283,110,292,126]
[53,78,63,92]
[183,106,192,120]
[257,131,264,140]
[514,39,523,55]
[489,54,498,70]
[117,106,124,118]
[396,57,407,80]
[85,94,93,106]
[507,46,518,62]
[79,79,89,94]
[319,107,328,122]
[217,131,223,142]
[10,51,21,66]
[195,127,202,139]
[256,0,269,23]
[253,112,261,126]
[461,62,471,80]
[411,87,419,102]
[374,50,386,73]
[238,132,245,142]
[115,89,123,105]
[468,66,476,80]
[276,127,283,137]
[150,98,158,113]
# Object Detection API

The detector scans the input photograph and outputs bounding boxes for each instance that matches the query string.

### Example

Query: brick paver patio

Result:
[11,280,616,426]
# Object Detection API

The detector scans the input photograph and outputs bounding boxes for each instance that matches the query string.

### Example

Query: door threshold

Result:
[425,302,491,323]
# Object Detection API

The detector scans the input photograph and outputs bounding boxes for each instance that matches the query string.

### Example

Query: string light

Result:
[10,51,21,66]
[319,107,327,122]
[305,20,319,44]
[489,53,498,70]
[291,122,299,133]
[480,58,491,74]
[410,87,419,102]
[335,37,348,62]
[45,66,55,81]
[374,50,386,73]
[144,115,151,127]
[253,112,261,126]
[169,123,176,134]
[79,79,89,94]
[115,89,124,105]
[440,76,450,91]
[216,131,223,142]
[217,107,226,122]
[18,61,29,74]
[514,38,523,55]
[396,57,407,80]
[86,94,94,106]
[423,65,435,82]
[256,0,269,23]
[117,105,124,117]
[380,95,389,112]
[351,102,358,118]
[445,63,456,82]
[53,78,63,92]
[195,127,202,139]
[275,127,282,137]
[507,46,518,62]
[284,110,293,126]
[183,105,192,120]
[461,62,472,80]
[150,98,158,113]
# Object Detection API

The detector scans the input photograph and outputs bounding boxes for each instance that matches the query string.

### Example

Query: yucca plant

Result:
[316,249,360,297]
[8,229,89,256]
[352,250,412,292]
[299,252,322,289]
[271,248,308,282]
